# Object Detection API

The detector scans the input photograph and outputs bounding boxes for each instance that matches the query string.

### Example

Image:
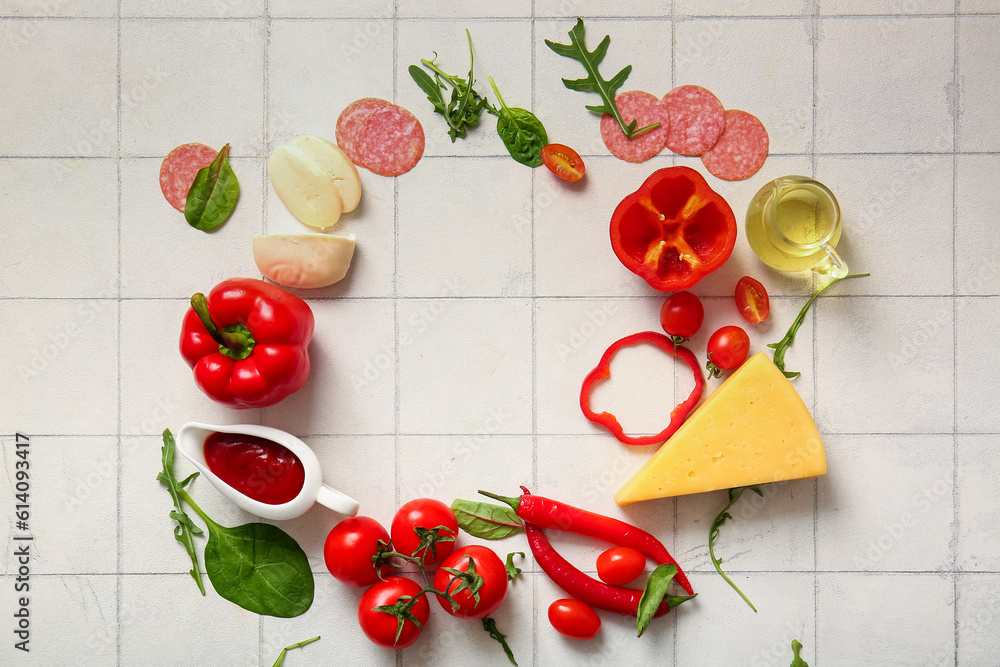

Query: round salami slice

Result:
[600,91,670,163]
[336,97,390,168]
[700,110,769,181]
[359,104,425,177]
[159,143,218,212]
[662,85,726,156]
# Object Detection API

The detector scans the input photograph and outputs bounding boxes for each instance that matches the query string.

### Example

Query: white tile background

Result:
[0,1,998,665]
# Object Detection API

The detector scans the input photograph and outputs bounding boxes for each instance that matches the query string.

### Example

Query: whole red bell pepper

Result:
[179,278,314,409]
[610,166,737,291]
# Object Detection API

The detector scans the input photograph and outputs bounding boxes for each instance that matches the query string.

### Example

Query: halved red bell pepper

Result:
[580,331,705,446]
[179,278,314,409]
[610,166,737,291]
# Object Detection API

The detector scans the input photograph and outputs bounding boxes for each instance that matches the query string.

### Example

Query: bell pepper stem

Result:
[190,293,255,361]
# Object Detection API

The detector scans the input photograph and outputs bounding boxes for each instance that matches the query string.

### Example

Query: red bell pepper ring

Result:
[580,331,705,446]
[610,166,737,291]
[482,486,693,596]
[179,277,315,409]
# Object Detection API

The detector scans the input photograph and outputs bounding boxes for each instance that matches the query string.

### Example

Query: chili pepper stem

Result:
[478,490,521,512]
[190,292,256,361]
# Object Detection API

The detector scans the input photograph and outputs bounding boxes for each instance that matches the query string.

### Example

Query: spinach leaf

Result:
[410,30,488,142]
[545,18,659,138]
[487,76,548,167]
[156,429,206,596]
[451,499,524,540]
[709,486,763,612]
[184,143,239,232]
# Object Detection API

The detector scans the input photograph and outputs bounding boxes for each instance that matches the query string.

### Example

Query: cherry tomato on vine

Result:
[541,144,585,182]
[735,276,770,324]
[357,576,429,650]
[390,498,458,566]
[548,598,601,640]
[706,325,750,377]
[659,291,704,341]
[433,545,508,620]
[596,546,646,586]
[324,516,391,587]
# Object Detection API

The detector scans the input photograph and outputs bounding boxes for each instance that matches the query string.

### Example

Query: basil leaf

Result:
[790,639,810,666]
[451,499,523,540]
[636,563,696,637]
[184,143,239,232]
[204,521,314,618]
[487,76,548,167]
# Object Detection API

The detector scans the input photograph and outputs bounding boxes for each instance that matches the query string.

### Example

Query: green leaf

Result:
[504,552,524,581]
[271,636,320,667]
[544,18,659,138]
[487,76,548,167]
[768,273,869,378]
[203,521,314,618]
[482,617,517,665]
[409,65,448,113]
[184,143,239,232]
[156,429,206,596]
[708,486,763,612]
[412,30,488,142]
[636,564,696,637]
[790,639,810,667]
[451,499,524,540]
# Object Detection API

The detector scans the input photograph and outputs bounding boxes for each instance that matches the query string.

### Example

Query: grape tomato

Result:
[735,276,769,323]
[541,144,585,182]
[659,291,704,341]
[596,546,646,586]
[548,598,601,640]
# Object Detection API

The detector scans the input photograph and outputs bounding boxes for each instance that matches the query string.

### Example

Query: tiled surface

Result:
[1,4,997,666]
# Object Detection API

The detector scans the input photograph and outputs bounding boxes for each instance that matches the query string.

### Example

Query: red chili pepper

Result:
[525,521,672,618]
[481,486,693,596]
[610,166,737,291]
[580,331,705,446]
[179,278,314,409]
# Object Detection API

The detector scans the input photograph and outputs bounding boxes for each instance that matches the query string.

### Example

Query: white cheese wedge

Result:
[268,145,345,229]
[253,233,356,289]
[293,135,362,213]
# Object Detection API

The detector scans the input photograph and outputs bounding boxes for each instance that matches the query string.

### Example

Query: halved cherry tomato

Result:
[659,291,704,341]
[324,516,391,587]
[596,546,646,586]
[541,143,585,182]
[706,325,750,376]
[735,276,769,323]
[390,498,458,566]
[548,598,601,640]
[434,545,508,620]
[357,576,429,650]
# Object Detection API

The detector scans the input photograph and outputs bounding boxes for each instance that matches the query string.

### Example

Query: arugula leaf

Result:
[545,18,659,138]
[410,30,488,142]
[790,639,810,667]
[482,617,517,665]
[180,489,314,618]
[768,273,869,378]
[486,76,548,167]
[156,429,206,596]
[451,499,524,539]
[271,636,320,667]
[636,564,696,637]
[504,552,525,581]
[709,486,763,612]
[184,143,239,232]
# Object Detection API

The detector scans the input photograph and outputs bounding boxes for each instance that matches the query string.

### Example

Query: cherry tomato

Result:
[596,546,646,586]
[433,545,508,620]
[324,516,391,587]
[735,276,770,324]
[541,143,585,182]
[659,291,704,340]
[706,325,751,372]
[390,498,458,566]
[548,598,601,640]
[357,576,429,650]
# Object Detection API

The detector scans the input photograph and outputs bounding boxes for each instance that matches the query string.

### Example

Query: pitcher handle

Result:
[316,485,360,517]
[814,242,848,279]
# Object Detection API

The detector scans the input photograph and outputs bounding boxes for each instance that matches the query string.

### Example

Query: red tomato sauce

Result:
[203,432,305,505]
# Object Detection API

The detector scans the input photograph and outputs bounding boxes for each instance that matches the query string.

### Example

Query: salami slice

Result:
[700,110,769,181]
[336,97,390,168]
[159,143,218,212]
[359,104,425,177]
[662,85,726,156]
[600,91,670,163]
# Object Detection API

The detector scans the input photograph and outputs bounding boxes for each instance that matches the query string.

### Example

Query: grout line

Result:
[810,3,821,659]
[952,4,961,665]
[530,6,539,666]
[2,12,996,20]
[6,293,996,302]
[115,1,124,663]
[669,1,679,663]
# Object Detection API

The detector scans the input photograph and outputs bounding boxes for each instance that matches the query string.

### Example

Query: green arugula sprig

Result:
[409,29,488,142]
[157,430,205,595]
[545,18,659,138]
[790,639,811,667]
[709,486,763,612]
[271,636,320,667]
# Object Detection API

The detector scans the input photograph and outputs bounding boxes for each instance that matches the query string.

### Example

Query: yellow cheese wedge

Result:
[614,352,826,505]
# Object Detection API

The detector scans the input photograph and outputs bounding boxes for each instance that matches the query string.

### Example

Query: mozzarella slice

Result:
[293,135,362,213]
[268,145,344,229]
[253,233,357,289]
